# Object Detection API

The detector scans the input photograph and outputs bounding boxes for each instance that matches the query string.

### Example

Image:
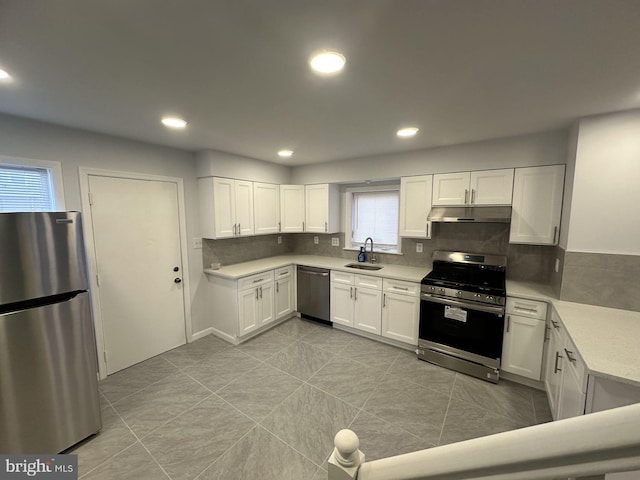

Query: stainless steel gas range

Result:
[417,251,507,383]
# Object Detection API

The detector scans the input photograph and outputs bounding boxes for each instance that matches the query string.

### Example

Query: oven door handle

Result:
[421,293,505,315]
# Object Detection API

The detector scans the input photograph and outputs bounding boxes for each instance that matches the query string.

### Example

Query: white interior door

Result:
[88,175,186,374]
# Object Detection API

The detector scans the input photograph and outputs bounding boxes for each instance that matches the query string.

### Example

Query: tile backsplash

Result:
[203,223,556,283]
[559,250,640,312]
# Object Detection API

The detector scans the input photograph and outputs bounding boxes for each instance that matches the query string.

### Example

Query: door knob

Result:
[174,278,182,283]
[173,266,180,272]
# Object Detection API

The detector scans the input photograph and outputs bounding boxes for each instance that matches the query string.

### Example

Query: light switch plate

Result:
[416,242,423,253]
[314,236,319,245]
[331,237,339,246]
[192,237,203,249]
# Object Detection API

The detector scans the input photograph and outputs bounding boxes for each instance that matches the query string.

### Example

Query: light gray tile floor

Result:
[71,317,552,479]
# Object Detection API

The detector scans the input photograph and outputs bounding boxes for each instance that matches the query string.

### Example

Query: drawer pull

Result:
[564,348,577,364]
[506,315,511,333]
[253,278,263,283]
[279,271,288,276]
[394,286,409,291]
[515,306,538,314]
[383,293,386,307]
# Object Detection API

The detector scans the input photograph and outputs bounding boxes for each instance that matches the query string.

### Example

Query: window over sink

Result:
[345,184,400,254]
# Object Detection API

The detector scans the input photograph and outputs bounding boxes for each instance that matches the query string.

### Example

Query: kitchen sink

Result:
[344,263,383,271]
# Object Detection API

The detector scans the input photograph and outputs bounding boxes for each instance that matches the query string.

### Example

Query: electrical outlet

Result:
[331,237,339,247]
[192,237,203,249]
[416,242,423,253]
[277,236,282,244]
[313,236,319,245]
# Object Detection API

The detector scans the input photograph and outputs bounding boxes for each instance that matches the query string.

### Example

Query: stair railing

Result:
[329,402,640,480]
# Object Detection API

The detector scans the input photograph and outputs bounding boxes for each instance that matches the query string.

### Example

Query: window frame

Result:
[343,184,402,255]
[0,155,66,211]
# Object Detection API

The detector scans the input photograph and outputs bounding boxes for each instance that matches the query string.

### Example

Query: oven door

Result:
[419,293,504,367]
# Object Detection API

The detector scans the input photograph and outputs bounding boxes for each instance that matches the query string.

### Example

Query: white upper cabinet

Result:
[198,177,254,239]
[280,185,305,233]
[510,165,565,245]
[432,169,514,206]
[253,182,280,235]
[304,184,340,233]
[470,169,514,205]
[399,175,433,238]
[432,172,470,206]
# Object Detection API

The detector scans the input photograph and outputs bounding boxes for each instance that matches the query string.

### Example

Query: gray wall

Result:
[291,130,568,184]
[0,113,209,333]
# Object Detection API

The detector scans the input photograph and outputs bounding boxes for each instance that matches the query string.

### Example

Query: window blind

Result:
[352,190,399,246]
[0,164,56,212]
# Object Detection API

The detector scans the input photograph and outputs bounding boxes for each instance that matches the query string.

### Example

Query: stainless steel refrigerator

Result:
[0,212,101,453]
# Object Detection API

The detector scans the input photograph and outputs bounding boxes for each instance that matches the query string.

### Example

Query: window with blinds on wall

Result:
[351,189,400,251]
[0,164,57,212]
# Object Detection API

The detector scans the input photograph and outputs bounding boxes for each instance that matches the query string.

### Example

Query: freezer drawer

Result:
[0,292,101,453]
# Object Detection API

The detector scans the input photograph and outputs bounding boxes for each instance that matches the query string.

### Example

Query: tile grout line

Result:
[437,373,458,446]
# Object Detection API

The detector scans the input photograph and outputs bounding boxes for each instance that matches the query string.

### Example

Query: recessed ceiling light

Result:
[278,149,293,158]
[309,50,346,75]
[0,68,12,81]
[161,116,187,129]
[397,127,419,138]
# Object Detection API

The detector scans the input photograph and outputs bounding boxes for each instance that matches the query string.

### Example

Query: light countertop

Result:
[551,301,640,387]
[205,257,639,387]
[204,254,430,283]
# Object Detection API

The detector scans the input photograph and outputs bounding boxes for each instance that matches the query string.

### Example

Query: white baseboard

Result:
[210,327,240,345]
[190,327,213,342]
[332,324,417,352]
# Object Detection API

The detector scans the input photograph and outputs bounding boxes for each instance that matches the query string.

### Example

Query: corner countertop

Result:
[203,254,431,283]
[507,279,640,388]
[552,301,640,387]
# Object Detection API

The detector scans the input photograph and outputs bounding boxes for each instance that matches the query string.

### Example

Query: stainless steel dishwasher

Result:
[296,265,331,324]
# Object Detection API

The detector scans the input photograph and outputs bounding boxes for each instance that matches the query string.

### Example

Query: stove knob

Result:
[487,296,494,302]
[439,288,445,294]
[474,293,481,298]
[457,291,463,296]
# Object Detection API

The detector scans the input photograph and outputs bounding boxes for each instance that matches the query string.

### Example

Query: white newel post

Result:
[328,429,365,480]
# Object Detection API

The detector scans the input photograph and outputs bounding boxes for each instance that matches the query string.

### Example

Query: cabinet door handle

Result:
[515,306,538,314]
[302,221,305,232]
[554,351,563,373]
[354,288,358,301]
[253,278,263,283]
[350,287,353,299]
[553,226,558,244]
[238,223,241,235]
[564,348,576,364]
[426,222,429,237]
[259,286,263,299]
[464,189,469,204]
[278,222,281,232]
[544,325,550,342]
[256,288,259,300]
[506,315,511,333]
[383,293,386,307]
[471,189,475,204]
[325,221,328,232]
[276,282,279,293]
[551,320,560,329]
[394,286,408,291]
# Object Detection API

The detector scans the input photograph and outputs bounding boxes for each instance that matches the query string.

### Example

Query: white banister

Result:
[330,403,640,480]
[328,429,366,480]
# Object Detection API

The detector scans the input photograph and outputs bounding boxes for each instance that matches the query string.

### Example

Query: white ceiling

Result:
[1,0,640,166]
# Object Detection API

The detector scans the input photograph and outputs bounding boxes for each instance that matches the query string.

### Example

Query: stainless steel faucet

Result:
[364,237,376,263]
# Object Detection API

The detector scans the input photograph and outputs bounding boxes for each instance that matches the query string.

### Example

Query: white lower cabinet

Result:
[206,268,295,344]
[501,297,548,380]
[545,306,587,420]
[274,266,294,319]
[238,277,274,336]
[381,279,420,345]
[330,272,382,334]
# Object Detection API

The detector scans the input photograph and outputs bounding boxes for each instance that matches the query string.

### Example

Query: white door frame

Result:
[79,167,193,379]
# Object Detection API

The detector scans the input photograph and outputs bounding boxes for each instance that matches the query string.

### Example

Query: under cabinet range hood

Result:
[427,206,512,223]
